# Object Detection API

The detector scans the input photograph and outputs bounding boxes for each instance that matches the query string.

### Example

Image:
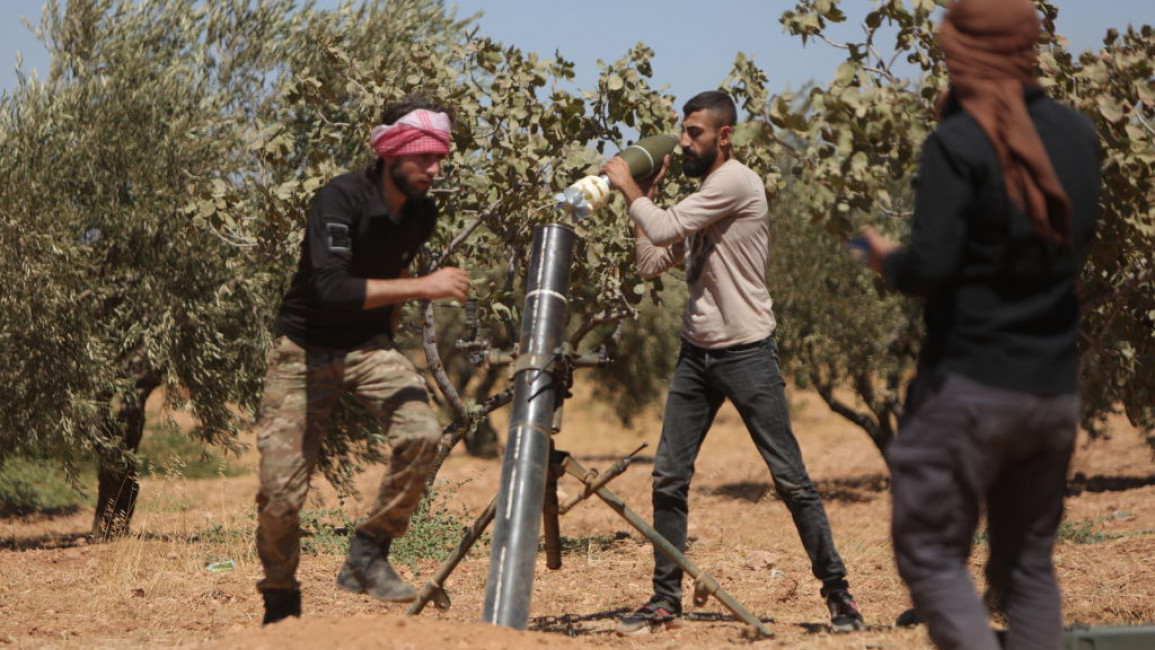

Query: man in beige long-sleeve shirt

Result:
[603,91,863,635]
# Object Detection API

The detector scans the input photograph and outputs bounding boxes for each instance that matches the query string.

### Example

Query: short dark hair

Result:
[379,94,452,126]
[682,91,737,127]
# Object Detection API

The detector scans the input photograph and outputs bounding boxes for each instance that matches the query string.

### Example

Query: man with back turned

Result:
[602,90,864,635]
[859,1,1101,647]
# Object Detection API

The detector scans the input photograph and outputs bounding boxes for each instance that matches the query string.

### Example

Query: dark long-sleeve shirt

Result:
[275,167,437,350]
[883,89,1101,395]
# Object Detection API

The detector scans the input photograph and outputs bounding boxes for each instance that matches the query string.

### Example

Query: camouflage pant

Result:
[254,335,440,591]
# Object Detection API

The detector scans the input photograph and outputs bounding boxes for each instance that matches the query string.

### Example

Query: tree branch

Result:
[854,370,876,408]
[1133,106,1155,138]
[421,299,467,420]
[818,33,851,51]
[862,65,899,84]
[432,201,499,270]
[417,201,503,419]
[877,205,913,219]
[427,386,514,482]
[1082,265,1154,311]
[809,369,887,453]
[567,290,635,348]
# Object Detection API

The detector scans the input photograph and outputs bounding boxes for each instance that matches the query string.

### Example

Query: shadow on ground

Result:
[530,608,778,638]
[1067,473,1155,496]
[701,473,891,504]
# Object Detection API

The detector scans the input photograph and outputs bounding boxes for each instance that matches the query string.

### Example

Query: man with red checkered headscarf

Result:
[254,97,470,625]
[859,1,1101,647]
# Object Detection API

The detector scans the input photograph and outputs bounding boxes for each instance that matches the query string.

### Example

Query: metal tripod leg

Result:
[408,449,773,637]
[543,449,563,570]
[560,455,774,638]
[407,496,497,615]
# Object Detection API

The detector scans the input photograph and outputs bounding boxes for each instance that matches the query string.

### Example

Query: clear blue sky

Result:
[2,0,1152,101]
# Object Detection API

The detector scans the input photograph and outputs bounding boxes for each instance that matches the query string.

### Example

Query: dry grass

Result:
[1,381,1153,649]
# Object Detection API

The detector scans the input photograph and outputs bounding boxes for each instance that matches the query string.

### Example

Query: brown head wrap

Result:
[937,0,1071,245]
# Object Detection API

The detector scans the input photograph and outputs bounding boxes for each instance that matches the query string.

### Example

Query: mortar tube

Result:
[482,223,575,630]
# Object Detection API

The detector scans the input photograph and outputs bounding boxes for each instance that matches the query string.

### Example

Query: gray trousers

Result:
[888,372,1078,650]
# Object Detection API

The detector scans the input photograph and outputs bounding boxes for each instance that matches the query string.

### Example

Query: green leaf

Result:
[1096,95,1125,123]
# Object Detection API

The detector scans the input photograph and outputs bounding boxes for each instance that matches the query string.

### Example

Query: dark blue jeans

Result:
[650,336,849,606]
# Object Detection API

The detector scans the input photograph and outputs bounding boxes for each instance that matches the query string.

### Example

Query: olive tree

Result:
[9,0,1146,543]
[0,0,691,536]
[721,0,1154,451]
[0,0,475,538]
[192,30,689,485]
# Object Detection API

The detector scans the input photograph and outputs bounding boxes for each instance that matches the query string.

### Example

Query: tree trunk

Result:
[91,381,157,541]
[810,370,895,456]
[92,457,140,541]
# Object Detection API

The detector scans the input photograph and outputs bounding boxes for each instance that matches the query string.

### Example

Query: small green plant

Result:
[1,424,239,517]
[391,480,478,572]
[189,509,358,557]
[1055,518,1116,545]
[555,531,632,556]
[190,517,255,547]
[0,456,86,515]
[299,508,358,556]
[975,513,1155,548]
[185,481,476,576]
[137,424,239,479]
[1052,515,1155,545]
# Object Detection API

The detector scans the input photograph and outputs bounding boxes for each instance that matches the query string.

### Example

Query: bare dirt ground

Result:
[2,383,1153,649]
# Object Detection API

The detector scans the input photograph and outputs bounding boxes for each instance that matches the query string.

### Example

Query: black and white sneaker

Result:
[615,598,683,636]
[824,588,865,632]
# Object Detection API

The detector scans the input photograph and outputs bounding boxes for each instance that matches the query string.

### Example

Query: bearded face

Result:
[385,152,443,199]
[678,109,726,179]
[681,139,718,178]
[388,160,422,198]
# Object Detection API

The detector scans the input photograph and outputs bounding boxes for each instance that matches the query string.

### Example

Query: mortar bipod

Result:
[406,444,775,638]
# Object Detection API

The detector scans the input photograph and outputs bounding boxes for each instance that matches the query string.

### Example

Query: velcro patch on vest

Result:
[327,222,351,252]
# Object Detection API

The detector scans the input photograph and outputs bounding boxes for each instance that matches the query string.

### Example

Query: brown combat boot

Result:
[336,533,416,602]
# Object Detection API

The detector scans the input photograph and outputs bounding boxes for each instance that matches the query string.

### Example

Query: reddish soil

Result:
[2,384,1153,649]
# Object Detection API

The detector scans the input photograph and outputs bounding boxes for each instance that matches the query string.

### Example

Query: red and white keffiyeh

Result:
[370,108,452,158]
